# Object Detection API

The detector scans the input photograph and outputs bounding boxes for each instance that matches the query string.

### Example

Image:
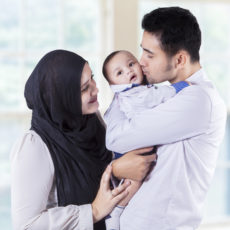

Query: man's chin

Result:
[146,75,162,84]
[143,73,152,84]
[146,76,156,84]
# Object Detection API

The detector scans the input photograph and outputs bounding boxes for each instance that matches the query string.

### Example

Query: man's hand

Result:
[112,147,157,181]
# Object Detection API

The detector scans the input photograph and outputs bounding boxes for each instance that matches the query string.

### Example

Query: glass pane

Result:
[25,0,59,50]
[218,116,230,162]
[63,0,100,52]
[0,0,20,51]
[202,59,230,107]
[204,167,230,219]
[0,57,23,111]
[0,117,31,230]
[200,4,230,54]
[0,186,11,230]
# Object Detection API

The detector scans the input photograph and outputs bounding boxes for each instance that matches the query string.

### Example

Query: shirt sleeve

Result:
[106,85,177,122]
[105,85,212,153]
[10,131,93,230]
[105,206,125,230]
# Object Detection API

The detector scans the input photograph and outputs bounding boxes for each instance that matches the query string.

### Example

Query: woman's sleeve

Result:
[10,132,93,230]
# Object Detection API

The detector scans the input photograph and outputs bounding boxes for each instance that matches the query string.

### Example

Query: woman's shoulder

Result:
[10,130,54,173]
[11,130,45,155]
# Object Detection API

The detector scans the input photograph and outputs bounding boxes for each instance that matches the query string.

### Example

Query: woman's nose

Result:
[91,80,98,95]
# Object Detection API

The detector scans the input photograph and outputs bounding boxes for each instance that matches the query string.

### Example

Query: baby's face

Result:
[106,51,144,85]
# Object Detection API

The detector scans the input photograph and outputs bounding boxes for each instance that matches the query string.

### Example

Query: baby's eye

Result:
[117,71,122,76]
[129,62,134,67]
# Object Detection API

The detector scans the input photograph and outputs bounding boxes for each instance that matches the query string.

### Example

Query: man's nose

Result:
[139,54,145,67]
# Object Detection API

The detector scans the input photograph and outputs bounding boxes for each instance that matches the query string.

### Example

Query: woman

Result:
[11,50,154,230]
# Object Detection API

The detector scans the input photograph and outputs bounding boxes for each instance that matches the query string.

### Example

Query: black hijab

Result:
[24,50,112,229]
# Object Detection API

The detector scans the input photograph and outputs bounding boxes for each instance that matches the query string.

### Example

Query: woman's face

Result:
[81,63,99,114]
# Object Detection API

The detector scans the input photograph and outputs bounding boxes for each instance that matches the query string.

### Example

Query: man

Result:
[110,7,227,229]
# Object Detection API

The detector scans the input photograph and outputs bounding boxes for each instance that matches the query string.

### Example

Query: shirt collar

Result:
[186,68,208,83]
[110,83,140,93]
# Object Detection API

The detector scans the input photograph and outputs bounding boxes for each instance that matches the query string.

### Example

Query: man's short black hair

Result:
[142,7,201,62]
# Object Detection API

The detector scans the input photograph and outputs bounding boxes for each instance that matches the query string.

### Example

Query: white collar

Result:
[110,83,140,93]
[186,68,208,83]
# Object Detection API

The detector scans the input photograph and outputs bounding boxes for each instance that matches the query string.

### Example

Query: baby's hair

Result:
[102,50,127,83]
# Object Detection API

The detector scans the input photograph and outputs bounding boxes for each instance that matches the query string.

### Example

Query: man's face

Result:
[140,31,176,84]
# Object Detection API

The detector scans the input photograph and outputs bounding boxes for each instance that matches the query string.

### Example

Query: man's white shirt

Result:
[105,69,227,230]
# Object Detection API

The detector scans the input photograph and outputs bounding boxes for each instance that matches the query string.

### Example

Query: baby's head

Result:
[102,50,144,85]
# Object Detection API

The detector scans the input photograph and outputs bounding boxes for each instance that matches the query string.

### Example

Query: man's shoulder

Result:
[183,82,226,115]
[179,83,212,102]
[186,69,222,101]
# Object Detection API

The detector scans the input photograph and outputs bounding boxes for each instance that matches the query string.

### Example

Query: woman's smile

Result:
[89,96,98,104]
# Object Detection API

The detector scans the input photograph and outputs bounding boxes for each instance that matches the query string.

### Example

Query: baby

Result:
[102,50,189,230]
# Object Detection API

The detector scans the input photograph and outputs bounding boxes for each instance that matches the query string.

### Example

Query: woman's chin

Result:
[93,101,99,111]
[82,102,99,115]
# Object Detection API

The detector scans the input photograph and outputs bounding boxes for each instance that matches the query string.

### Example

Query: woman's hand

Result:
[117,179,142,206]
[112,147,157,181]
[91,165,131,223]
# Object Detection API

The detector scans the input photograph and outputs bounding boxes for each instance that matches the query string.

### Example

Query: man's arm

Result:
[106,85,211,153]
[111,147,156,181]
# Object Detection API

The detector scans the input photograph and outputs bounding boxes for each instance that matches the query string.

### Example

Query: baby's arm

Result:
[114,81,190,120]
[105,180,142,230]
[148,81,191,106]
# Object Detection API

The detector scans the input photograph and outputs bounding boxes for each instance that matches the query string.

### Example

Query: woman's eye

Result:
[81,86,89,92]
[147,55,153,59]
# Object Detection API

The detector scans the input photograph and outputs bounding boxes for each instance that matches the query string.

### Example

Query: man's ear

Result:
[174,50,189,69]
